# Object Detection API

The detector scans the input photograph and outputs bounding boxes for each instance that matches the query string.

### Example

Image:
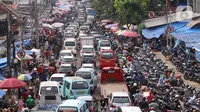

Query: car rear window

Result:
[76,72,91,79]
[72,81,89,89]
[65,42,75,46]
[100,41,110,47]
[50,77,63,82]
[113,97,130,103]
[40,86,58,94]
[102,52,114,59]
[58,107,78,112]
[60,53,72,57]
[83,55,94,59]
[83,48,94,53]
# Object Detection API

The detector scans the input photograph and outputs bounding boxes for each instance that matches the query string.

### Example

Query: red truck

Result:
[100,67,128,98]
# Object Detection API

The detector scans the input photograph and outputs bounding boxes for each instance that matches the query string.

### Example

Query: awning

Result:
[142,22,188,39]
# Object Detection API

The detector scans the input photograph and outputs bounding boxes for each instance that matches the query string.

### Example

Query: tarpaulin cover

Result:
[15,48,33,55]
[195,51,200,62]
[0,58,7,68]
[142,22,188,39]
[15,39,31,47]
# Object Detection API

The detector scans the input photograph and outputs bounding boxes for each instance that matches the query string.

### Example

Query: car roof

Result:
[64,38,76,41]
[63,56,74,58]
[60,50,72,53]
[83,53,94,56]
[82,45,93,48]
[112,92,129,96]
[40,81,58,87]
[120,106,142,112]
[60,99,85,107]
[60,63,71,66]
[77,68,94,72]
[51,73,65,77]
[82,63,94,66]
[76,96,93,101]
[63,76,87,82]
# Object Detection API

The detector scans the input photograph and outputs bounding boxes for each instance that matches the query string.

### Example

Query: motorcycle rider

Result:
[100,95,108,111]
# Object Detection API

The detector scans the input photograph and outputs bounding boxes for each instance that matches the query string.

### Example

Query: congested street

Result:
[0,0,200,112]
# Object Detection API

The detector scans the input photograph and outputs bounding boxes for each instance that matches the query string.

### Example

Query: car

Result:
[64,31,76,38]
[80,45,96,57]
[49,73,66,82]
[81,63,94,69]
[63,38,77,55]
[60,76,90,99]
[97,40,112,54]
[82,53,96,65]
[59,50,74,61]
[58,64,76,76]
[75,68,97,93]
[76,96,98,112]
[115,106,142,112]
[109,92,132,111]
[58,56,77,67]
[79,25,89,33]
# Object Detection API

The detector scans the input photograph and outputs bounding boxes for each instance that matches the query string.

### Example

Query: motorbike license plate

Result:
[77,92,84,95]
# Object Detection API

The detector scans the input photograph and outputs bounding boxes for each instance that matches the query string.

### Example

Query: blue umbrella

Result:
[0,90,6,98]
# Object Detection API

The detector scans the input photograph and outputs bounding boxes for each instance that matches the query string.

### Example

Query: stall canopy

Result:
[142,22,188,39]
[0,58,7,68]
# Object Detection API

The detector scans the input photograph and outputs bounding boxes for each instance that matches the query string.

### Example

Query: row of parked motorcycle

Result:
[162,48,200,84]
[119,45,200,111]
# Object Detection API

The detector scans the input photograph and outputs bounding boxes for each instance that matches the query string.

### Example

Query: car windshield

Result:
[50,77,63,82]
[113,97,130,103]
[72,81,89,89]
[65,42,75,46]
[83,48,94,53]
[60,52,72,57]
[40,86,58,94]
[58,107,78,112]
[100,41,110,47]
[82,65,93,68]
[102,52,114,59]
[76,72,91,79]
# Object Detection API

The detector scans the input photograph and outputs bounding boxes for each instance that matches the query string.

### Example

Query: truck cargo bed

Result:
[100,82,128,97]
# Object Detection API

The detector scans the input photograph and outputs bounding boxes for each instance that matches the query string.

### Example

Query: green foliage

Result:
[114,0,150,25]
[91,0,115,19]
[138,23,146,34]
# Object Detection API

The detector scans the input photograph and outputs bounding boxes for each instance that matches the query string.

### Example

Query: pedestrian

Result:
[21,104,29,112]
[17,96,24,111]
[100,95,108,111]
[25,95,35,109]
[22,89,29,102]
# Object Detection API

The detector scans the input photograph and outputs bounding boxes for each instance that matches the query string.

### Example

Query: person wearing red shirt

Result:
[147,91,154,103]
[23,89,29,102]
[127,56,132,62]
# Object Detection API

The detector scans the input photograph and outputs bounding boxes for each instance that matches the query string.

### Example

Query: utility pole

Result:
[35,0,39,49]
[7,13,12,78]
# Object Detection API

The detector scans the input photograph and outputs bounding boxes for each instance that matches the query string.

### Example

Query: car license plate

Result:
[106,60,110,62]
[77,92,84,95]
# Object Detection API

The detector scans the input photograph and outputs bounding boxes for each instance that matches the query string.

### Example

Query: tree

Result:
[114,0,150,27]
[91,0,115,19]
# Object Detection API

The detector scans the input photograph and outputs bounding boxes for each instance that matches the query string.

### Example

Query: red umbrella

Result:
[120,30,139,38]
[0,78,26,89]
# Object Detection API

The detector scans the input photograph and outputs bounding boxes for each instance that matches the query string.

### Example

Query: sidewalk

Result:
[153,51,200,89]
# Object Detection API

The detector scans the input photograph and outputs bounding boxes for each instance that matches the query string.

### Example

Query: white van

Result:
[63,38,77,55]
[38,81,60,96]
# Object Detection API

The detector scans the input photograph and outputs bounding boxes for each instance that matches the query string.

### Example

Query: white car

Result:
[80,45,96,57]
[81,63,94,69]
[97,40,112,54]
[58,56,77,67]
[75,68,97,93]
[59,50,74,60]
[109,92,132,111]
[63,38,77,55]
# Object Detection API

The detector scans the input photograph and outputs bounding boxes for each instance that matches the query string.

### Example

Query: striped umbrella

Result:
[18,74,32,81]
[105,23,118,29]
